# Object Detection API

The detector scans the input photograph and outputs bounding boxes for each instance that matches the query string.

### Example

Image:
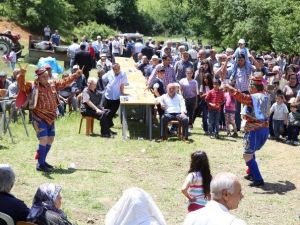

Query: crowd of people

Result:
[0,30,300,224]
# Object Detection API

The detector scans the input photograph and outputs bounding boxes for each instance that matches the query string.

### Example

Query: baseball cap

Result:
[156,65,165,72]
[0,71,7,77]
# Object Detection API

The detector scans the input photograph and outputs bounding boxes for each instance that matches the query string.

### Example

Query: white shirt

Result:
[67,43,80,59]
[183,200,247,225]
[134,42,144,54]
[160,93,186,114]
[103,70,128,100]
[44,27,51,36]
[188,49,198,60]
[112,40,120,54]
[9,51,16,63]
[92,40,103,53]
[270,102,289,120]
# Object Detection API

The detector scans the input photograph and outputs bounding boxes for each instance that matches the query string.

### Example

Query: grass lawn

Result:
[0,111,299,225]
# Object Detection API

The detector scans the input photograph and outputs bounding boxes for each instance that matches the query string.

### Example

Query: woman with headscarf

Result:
[27,183,73,225]
[105,187,167,225]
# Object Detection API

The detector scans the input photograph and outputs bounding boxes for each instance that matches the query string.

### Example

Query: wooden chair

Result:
[163,120,183,140]
[16,221,37,225]
[78,116,94,135]
[0,212,14,225]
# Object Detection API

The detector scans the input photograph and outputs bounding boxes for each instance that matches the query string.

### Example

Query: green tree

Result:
[5,0,75,34]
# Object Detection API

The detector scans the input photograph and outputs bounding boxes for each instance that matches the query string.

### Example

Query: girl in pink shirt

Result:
[224,89,238,137]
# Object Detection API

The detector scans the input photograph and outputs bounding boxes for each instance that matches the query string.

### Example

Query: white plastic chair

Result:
[0,212,14,225]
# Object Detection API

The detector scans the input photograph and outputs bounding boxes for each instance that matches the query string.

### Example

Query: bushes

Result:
[73,21,117,40]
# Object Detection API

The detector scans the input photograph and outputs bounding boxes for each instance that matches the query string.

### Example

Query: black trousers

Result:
[103,98,120,128]
[81,108,111,135]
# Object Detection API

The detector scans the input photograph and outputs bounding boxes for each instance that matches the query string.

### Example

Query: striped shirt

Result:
[18,73,78,125]
[183,172,207,207]
[205,88,225,111]
[147,63,176,88]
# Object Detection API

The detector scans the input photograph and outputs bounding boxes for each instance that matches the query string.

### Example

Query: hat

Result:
[156,65,165,72]
[151,55,159,60]
[250,73,264,85]
[35,67,47,76]
[97,35,101,39]
[238,39,246,44]
[44,64,51,70]
[0,71,7,77]
[100,53,107,57]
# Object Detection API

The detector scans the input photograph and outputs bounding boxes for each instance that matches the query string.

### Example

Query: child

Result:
[224,85,238,137]
[151,66,166,118]
[205,78,225,139]
[234,39,250,63]
[181,151,212,213]
[270,93,289,141]
[286,103,300,146]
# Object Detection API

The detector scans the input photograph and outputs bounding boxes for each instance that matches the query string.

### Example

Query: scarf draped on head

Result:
[105,187,167,225]
[27,183,66,222]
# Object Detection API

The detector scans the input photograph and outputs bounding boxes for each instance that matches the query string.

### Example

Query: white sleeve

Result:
[283,104,289,113]
[153,83,159,89]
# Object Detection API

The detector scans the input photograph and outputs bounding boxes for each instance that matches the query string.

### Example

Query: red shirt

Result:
[88,46,96,59]
[205,88,225,111]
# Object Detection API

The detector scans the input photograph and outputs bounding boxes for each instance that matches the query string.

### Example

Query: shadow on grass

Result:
[0,145,9,150]
[254,180,296,195]
[41,167,110,179]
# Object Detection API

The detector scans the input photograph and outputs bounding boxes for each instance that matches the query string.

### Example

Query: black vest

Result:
[151,78,165,96]
[80,87,102,112]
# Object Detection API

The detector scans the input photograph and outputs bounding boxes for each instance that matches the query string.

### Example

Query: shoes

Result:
[155,137,164,143]
[231,132,238,138]
[244,174,253,181]
[226,132,231,136]
[275,137,281,142]
[45,162,54,169]
[109,129,117,135]
[249,180,264,187]
[182,138,190,144]
[204,131,209,136]
[215,134,220,139]
[36,164,52,172]
[292,141,299,146]
[101,133,112,138]
[210,135,215,139]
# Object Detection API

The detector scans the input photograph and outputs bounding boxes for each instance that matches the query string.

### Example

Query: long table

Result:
[116,57,158,140]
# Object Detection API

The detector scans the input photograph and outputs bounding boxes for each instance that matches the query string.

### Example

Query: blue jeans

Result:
[273,120,284,138]
[287,125,299,141]
[160,113,189,139]
[199,100,208,132]
[208,110,220,135]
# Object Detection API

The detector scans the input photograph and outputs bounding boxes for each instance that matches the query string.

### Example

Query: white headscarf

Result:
[105,187,167,225]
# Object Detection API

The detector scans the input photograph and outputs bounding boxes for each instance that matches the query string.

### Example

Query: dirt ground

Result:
[0,18,32,39]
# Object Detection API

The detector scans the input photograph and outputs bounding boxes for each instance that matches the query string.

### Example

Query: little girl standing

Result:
[224,86,238,137]
[181,151,212,212]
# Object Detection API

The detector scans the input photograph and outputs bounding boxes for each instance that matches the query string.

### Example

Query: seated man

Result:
[184,172,246,225]
[0,164,29,224]
[96,54,112,73]
[59,72,78,113]
[159,83,189,141]
[80,77,112,138]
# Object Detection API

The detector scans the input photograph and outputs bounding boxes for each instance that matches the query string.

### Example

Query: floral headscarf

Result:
[27,183,66,222]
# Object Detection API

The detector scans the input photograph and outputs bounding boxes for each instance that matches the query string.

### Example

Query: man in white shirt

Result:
[159,83,189,141]
[102,63,128,133]
[92,35,103,61]
[184,172,247,225]
[111,36,121,57]
[67,37,80,68]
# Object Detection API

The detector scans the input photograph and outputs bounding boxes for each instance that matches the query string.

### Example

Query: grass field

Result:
[0,111,299,225]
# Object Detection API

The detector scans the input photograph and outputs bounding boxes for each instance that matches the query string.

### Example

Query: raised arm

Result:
[54,69,83,91]
[224,84,252,106]
[17,68,32,95]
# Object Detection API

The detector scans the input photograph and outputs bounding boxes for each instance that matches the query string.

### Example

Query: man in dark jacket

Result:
[74,44,93,80]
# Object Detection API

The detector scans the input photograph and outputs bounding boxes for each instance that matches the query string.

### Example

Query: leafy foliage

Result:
[73,21,117,40]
